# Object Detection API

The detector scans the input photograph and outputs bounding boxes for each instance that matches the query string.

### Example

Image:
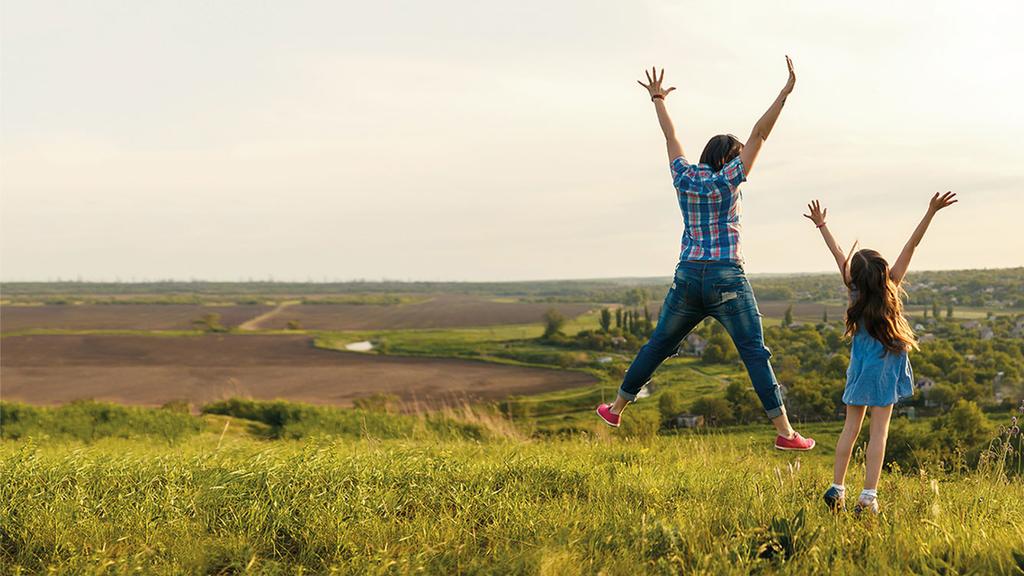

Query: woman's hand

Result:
[928,191,958,214]
[741,55,795,176]
[803,199,827,226]
[637,67,675,100]
[781,55,796,95]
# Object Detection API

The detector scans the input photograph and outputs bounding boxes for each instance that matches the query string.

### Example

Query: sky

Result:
[2,0,1022,282]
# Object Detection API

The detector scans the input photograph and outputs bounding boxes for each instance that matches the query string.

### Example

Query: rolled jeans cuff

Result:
[617,388,638,402]
[765,404,784,419]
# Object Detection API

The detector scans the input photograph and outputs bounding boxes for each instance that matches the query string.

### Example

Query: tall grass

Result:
[2,433,1022,575]
[200,397,514,442]
[2,400,1021,573]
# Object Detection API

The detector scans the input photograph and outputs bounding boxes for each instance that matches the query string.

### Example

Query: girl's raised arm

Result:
[638,68,684,161]
[804,200,851,285]
[889,192,958,284]
[739,56,796,177]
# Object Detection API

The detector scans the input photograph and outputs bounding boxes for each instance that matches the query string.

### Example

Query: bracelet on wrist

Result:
[651,94,665,101]
[816,222,826,228]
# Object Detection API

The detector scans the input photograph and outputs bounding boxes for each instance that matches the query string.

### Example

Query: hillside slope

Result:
[2,429,1022,575]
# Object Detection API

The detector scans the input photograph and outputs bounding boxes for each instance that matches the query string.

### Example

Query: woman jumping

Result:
[596,56,816,451]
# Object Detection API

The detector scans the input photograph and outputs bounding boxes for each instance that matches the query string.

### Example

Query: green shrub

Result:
[724,381,762,424]
[161,400,192,414]
[542,309,566,339]
[619,409,660,439]
[690,396,733,426]
[0,401,201,443]
[658,390,686,423]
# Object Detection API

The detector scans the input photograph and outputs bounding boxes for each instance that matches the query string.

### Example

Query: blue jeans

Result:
[618,261,785,418]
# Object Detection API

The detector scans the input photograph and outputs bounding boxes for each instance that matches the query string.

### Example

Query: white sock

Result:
[830,483,846,495]
[859,488,877,501]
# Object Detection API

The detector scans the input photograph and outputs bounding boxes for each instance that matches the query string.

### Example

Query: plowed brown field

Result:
[0,335,597,407]
[1,296,595,332]
[0,304,272,332]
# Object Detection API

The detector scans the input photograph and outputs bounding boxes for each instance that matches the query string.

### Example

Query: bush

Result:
[926,383,958,411]
[542,309,566,339]
[701,332,738,365]
[724,381,762,424]
[784,378,837,422]
[0,401,201,443]
[658,390,686,423]
[619,409,661,439]
[887,400,997,472]
[930,399,994,468]
[160,400,192,414]
[690,396,733,426]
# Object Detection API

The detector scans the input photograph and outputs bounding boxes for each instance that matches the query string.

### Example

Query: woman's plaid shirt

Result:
[670,155,747,263]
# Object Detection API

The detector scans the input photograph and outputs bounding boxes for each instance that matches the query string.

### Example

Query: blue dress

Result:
[844,323,915,407]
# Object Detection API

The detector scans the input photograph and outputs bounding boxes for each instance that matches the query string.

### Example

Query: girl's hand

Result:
[928,191,958,214]
[803,199,827,226]
[782,55,796,95]
[637,67,675,100]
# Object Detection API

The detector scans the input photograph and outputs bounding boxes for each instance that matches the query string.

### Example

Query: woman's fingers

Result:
[637,80,648,89]
[659,68,664,83]
[645,69,652,84]
[666,86,676,94]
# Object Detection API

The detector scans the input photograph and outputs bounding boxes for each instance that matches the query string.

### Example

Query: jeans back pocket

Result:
[712,276,755,313]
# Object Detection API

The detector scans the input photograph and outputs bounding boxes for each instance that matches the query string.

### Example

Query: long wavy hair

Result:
[844,248,918,354]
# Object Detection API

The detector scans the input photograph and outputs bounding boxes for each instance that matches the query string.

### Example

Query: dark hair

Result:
[699,134,743,172]
[844,248,918,355]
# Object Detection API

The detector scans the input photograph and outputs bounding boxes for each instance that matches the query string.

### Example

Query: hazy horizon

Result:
[3,1,1022,282]
[2,265,1021,286]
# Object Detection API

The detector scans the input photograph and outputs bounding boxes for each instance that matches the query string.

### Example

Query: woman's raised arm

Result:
[740,56,796,177]
[638,68,684,161]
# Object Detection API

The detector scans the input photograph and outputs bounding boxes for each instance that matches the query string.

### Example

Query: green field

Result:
[3,414,1023,575]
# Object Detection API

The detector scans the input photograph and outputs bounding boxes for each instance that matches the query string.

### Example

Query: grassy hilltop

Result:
[2,402,1023,575]
[2,269,1022,573]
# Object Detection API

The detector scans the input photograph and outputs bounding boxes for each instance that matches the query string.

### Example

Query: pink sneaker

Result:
[596,404,620,428]
[775,432,816,451]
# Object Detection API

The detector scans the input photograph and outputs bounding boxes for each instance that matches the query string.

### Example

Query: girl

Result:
[596,57,816,452]
[804,192,958,513]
